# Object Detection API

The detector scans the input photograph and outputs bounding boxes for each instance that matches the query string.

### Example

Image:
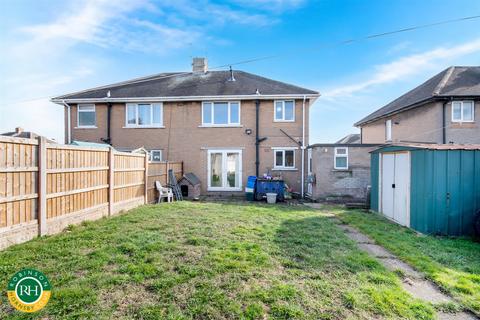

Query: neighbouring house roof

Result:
[70,140,112,148]
[355,66,480,126]
[335,134,361,144]
[2,128,56,143]
[51,70,319,103]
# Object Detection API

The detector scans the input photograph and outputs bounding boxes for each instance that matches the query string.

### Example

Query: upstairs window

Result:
[126,103,163,127]
[77,104,96,127]
[385,119,392,141]
[202,102,240,126]
[150,150,162,162]
[334,147,348,170]
[274,100,295,122]
[452,101,474,122]
[273,148,295,169]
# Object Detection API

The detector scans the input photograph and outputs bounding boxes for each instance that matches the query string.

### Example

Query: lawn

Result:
[335,207,480,315]
[0,202,436,319]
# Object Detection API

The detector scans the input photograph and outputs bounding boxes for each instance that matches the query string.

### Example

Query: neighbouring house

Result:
[356,66,480,144]
[51,58,319,195]
[1,127,56,143]
[307,134,379,202]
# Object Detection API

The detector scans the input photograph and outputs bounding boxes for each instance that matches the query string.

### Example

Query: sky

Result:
[1,0,479,143]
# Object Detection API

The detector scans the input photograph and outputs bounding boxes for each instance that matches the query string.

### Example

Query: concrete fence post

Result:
[108,148,114,216]
[37,136,47,236]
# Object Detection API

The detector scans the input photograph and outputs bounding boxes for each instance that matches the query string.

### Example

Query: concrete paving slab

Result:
[401,279,452,304]
[357,243,395,258]
[381,258,423,279]
[343,230,373,243]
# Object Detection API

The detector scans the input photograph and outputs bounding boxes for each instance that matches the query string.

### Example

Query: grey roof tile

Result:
[53,70,318,100]
[355,66,480,126]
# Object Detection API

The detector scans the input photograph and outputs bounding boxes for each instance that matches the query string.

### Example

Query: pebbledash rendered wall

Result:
[309,144,379,201]
[0,135,182,250]
[371,145,480,236]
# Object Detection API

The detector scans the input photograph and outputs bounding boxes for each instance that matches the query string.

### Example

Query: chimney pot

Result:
[192,57,208,73]
[15,127,23,134]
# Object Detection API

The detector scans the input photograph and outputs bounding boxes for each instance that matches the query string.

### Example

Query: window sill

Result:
[198,125,243,128]
[272,168,298,171]
[333,168,350,172]
[122,126,165,129]
[273,120,295,123]
[451,120,475,123]
[74,126,97,129]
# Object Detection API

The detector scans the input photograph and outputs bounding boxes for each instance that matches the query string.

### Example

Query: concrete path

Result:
[304,204,477,319]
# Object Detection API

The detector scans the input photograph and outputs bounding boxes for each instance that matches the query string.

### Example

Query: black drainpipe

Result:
[442,100,448,144]
[255,99,260,177]
[102,102,112,145]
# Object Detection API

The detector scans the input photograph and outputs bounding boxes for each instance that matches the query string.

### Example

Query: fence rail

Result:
[0,136,183,250]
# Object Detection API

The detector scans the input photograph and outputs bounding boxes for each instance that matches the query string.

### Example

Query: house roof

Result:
[335,133,361,144]
[51,70,319,102]
[355,66,480,126]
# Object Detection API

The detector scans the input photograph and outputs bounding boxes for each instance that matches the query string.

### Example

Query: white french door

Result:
[207,150,242,191]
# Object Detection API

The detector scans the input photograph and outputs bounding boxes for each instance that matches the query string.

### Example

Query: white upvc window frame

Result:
[272,147,297,170]
[201,101,241,127]
[334,147,348,170]
[451,100,475,123]
[274,100,295,122]
[207,149,243,191]
[125,103,163,128]
[385,119,392,141]
[149,150,162,162]
[77,104,96,128]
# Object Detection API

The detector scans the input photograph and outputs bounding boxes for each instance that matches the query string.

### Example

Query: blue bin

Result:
[255,179,285,201]
[245,176,257,201]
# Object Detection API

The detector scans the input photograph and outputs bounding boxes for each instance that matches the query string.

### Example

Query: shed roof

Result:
[355,66,480,126]
[373,143,480,152]
[180,173,201,185]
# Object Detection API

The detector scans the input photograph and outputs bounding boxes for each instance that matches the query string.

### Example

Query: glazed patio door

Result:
[208,150,242,191]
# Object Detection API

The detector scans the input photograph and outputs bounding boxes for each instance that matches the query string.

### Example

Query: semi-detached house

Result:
[52,58,319,196]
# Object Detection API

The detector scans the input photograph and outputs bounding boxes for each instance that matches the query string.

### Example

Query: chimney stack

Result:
[192,57,208,73]
[15,127,23,134]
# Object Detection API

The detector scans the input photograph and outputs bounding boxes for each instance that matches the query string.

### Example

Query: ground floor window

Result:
[334,147,348,170]
[150,150,162,162]
[273,148,296,169]
[208,149,242,191]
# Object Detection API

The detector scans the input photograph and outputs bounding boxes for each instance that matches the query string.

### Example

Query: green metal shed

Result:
[370,144,480,236]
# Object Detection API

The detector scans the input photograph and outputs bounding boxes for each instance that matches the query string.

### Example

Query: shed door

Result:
[380,152,410,227]
[381,154,395,220]
[393,153,410,227]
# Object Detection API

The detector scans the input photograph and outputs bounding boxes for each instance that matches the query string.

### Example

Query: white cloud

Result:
[323,38,480,98]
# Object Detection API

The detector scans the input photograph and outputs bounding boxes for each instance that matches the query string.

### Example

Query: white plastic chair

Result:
[155,181,173,203]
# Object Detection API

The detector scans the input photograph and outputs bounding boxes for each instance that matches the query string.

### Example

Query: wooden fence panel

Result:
[147,161,183,203]
[0,137,38,229]
[0,136,183,250]
[45,146,109,219]
[113,153,146,204]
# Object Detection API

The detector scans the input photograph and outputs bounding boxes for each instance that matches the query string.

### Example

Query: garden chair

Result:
[155,181,173,203]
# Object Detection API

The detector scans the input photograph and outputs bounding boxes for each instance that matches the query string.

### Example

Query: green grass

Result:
[335,208,480,315]
[0,202,435,319]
